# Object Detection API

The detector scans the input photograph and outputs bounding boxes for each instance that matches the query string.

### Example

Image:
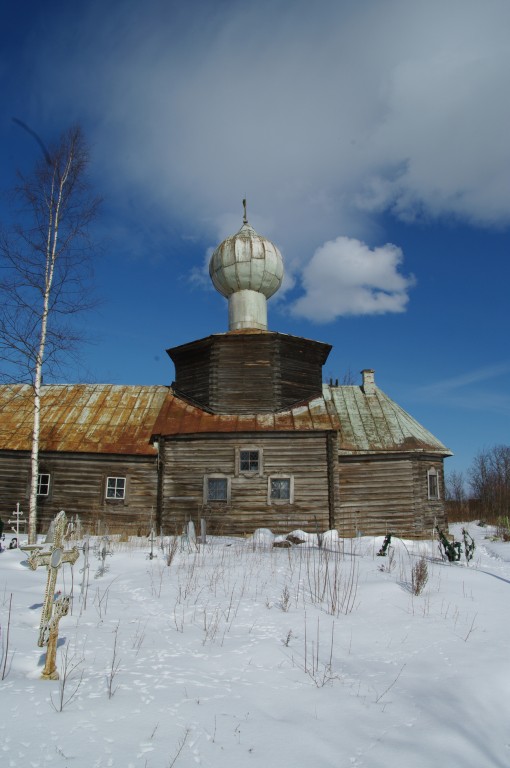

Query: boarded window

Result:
[106,476,126,500]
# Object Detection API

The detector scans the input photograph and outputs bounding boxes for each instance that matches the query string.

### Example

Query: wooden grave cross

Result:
[24,510,79,655]
[39,595,71,680]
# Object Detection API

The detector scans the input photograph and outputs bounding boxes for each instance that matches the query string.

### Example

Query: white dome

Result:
[209,222,284,299]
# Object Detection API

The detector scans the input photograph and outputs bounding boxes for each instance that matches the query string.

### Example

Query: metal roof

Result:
[152,384,452,455]
[0,384,169,455]
[0,382,451,457]
[328,385,451,454]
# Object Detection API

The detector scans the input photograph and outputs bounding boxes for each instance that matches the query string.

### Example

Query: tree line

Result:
[446,445,510,523]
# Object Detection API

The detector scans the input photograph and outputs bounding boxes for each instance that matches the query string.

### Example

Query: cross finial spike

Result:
[242,198,248,224]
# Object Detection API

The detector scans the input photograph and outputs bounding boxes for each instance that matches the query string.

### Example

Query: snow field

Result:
[1,524,509,768]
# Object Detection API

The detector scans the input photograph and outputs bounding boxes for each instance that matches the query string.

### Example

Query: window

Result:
[427,468,439,500]
[204,476,230,503]
[271,478,290,500]
[106,476,126,500]
[268,476,294,503]
[37,473,51,496]
[240,449,259,473]
[236,446,263,476]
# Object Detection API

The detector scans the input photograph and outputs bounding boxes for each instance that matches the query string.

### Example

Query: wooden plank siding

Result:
[169,333,331,414]
[278,335,330,407]
[212,335,276,413]
[160,432,332,535]
[0,451,158,536]
[337,454,447,538]
[170,339,213,409]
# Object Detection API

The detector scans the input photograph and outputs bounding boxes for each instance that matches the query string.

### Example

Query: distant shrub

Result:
[496,516,510,542]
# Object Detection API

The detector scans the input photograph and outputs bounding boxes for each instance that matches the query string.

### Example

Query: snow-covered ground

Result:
[1,523,509,768]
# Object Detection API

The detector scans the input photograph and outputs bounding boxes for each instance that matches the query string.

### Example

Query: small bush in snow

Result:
[462,528,476,562]
[280,584,291,612]
[411,557,428,596]
[436,527,462,562]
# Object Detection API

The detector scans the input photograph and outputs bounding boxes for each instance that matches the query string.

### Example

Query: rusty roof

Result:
[0,382,451,457]
[0,384,169,455]
[152,384,452,455]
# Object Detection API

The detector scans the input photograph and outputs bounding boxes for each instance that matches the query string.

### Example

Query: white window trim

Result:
[106,476,127,501]
[37,473,51,497]
[268,475,294,504]
[235,446,263,477]
[427,468,440,500]
[204,474,231,504]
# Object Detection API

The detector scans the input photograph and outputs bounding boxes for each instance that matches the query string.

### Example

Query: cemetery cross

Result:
[24,510,79,649]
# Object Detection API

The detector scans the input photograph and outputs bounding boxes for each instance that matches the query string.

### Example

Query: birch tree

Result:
[0,126,100,542]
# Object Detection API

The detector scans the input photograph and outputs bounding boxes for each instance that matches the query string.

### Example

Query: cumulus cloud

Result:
[290,237,415,322]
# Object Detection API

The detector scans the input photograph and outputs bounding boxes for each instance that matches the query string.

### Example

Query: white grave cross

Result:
[7,502,25,541]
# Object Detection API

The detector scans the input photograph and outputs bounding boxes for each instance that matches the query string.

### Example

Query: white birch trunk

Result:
[28,153,73,544]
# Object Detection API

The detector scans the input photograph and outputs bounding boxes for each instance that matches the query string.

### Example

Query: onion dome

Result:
[209,201,284,331]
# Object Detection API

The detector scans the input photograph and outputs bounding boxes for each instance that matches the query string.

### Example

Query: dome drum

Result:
[228,289,267,331]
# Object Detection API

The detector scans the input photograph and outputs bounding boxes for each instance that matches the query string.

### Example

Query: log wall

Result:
[170,333,331,414]
[0,451,157,536]
[337,454,447,538]
[160,432,333,535]
[0,447,446,540]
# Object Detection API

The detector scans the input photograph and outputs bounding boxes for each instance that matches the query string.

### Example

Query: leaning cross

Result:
[24,510,79,649]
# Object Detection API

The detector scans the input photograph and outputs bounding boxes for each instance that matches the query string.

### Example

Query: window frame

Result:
[427,467,440,500]
[105,476,127,501]
[268,475,294,504]
[235,446,263,476]
[204,474,231,504]
[37,473,51,497]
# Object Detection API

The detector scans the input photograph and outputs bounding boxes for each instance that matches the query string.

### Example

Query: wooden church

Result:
[0,210,451,538]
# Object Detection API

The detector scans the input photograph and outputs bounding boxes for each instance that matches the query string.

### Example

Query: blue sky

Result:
[1,0,509,483]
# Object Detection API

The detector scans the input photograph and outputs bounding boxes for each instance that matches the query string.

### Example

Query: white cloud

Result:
[290,236,415,322]
[13,0,510,284]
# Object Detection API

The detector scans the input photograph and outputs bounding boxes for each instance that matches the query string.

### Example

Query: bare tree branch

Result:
[469,445,510,521]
